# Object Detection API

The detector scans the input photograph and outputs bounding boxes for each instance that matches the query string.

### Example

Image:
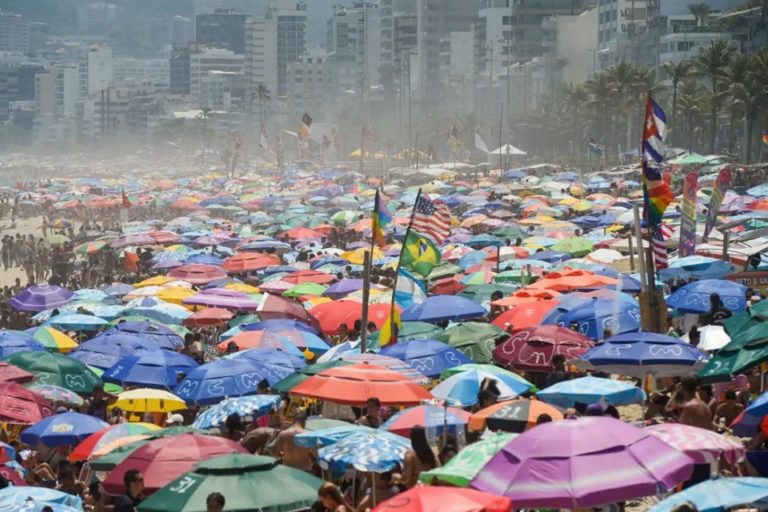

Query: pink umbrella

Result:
[111,233,156,249]
[471,416,695,509]
[147,231,181,244]
[645,423,745,464]
[167,264,227,285]
[183,288,259,311]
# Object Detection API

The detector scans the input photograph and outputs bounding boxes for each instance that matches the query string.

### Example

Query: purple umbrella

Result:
[9,285,74,312]
[183,288,259,311]
[323,279,364,298]
[470,417,694,509]
[111,233,156,248]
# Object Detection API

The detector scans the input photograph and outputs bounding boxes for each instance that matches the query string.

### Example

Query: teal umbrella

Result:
[436,323,506,363]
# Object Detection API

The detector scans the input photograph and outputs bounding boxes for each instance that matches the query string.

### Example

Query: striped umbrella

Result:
[318,430,410,472]
[69,422,161,462]
[645,423,745,464]
[191,395,282,430]
[28,326,78,353]
[28,385,84,407]
[421,433,517,487]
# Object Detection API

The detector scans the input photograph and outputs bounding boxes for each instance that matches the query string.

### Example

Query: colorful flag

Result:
[702,168,733,242]
[402,231,440,278]
[763,130,768,147]
[394,269,427,308]
[371,190,391,248]
[650,224,669,269]
[412,195,452,244]
[299,112,312,141]
[121,190,132,208]
[678,172,699,258]
[589,138,604,156]
[475,133,489,153]
[378,306,401,346]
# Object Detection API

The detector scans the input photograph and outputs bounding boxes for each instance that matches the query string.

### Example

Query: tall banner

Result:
[678,172,699,257]
[702,168,733,242]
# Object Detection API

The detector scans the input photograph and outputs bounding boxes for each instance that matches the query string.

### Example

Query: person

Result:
[207,492,225,512]
[272,411,313,471]
[357,397,381,428]
[665,376,713,430]
[56,466,86,498]
[536,413,553,425]
[396,426,440,489]
[317,482,353,512]
[114,469,144,512]
[356,471,398,511]
[713,390,744,430]
[222,413,245,442]
[546,354,569,387]
[701,293,732,326]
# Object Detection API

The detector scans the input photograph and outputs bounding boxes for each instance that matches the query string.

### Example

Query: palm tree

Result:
[605,61,643,149]
[688,3,712,26]
[584,72,614,148]
[697,40,736,152]
[662,60,695,144]
[250,83,271,127]
[720,53,752,153]
[730,73,767,163]
[677,79,708,152]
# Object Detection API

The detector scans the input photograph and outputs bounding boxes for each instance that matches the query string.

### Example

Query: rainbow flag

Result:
[641,96,674,226]
[372,190,391,247]
[762,130,768,147]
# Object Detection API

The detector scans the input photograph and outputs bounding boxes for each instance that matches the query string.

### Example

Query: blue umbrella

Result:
[131,303,191,324]
[647,477,768,512]
[430,369,534,407]
[102,350,199,389]
[191,395,282,429]
[380,339,472,378]
[0,487,83,511]
[294,425,374,448]
[72,289,109,302]
[594,271,641,293]
[575,332,708,378]
[528,250,571,264]
[174,358,291,405]
[102,283,134,296]
[558,298,641,339]
[667,279,747,314]
[47,313,109,332]
[401,296,486,323]
[21,412,108,447]
[9,285,73,313]
[227,348,307,371]
[317,430,411,472]
[110,321,184,350]
[68,333,161,370]
[457,251,489,270]
[536,376,646,408]
[465,234,504,248]
[0,331,46,358]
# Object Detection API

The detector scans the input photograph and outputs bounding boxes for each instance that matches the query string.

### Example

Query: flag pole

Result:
[361,188,385,353]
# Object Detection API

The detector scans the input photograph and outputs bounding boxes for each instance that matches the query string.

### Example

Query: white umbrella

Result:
[489,144,526,156]
[683,325,731,352]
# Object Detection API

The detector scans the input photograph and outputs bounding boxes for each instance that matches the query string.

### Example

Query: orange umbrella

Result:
[525,270,618,292]
[492,290,561,308]
[183,308,233,327]
[310,301,401,335]
[469,398,563,432]
[291,364,433,406]
[282,270,336,285]
[281,227,323,240]
[222,253,280,273]
[491,301,558,330]
[215,330,288,353]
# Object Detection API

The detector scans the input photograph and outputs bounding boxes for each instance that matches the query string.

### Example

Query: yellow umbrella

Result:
[558,196,578,206]
[156,286,196,306]
[303,296,333,309]
[115,389,187,413]
[31,326,78,353]
[224,282,261,294]
[460,215,488,228]
[341,247,384,265]
[518,215,555,225]
[134,275,174,288]
[571,200,594,212]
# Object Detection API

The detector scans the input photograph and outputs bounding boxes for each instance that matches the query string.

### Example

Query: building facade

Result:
[196,9,248,54]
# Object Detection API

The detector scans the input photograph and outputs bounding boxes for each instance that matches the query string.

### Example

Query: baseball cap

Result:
[166,413,184,425]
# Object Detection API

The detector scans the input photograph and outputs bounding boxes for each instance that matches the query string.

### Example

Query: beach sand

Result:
[0,214,50,287]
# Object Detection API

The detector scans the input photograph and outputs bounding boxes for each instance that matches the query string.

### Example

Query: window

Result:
[502,15,512,25]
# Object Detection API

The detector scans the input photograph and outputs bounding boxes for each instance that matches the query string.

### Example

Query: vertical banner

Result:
[702,168,733,242]
[678,172,699,258]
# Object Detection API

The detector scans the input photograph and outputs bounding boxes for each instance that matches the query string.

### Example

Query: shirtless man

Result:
[713,390,745,429]
[665,376,713,430]
[272,412,314,471]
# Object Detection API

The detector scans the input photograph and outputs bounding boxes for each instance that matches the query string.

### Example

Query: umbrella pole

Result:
[360,249,372,354]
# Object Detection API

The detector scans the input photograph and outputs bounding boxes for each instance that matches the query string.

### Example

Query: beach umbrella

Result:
[380,339,471,378]
[430,369,534,407]
[0,331,46,358]
[492,326,593,372]
[102,350,199,389]
[491,301,559,329]
[183,288,260,310]
[4,352,102,393]
[0,382,53,424]
[0,487,82,511]
[191,395,281,430]
[290,364,433,406]
[68,332,161,370]
[69,422,161,462]
[318,430,411,472]
[537,376,645,408]
[401,296,486,323]
[132,303,192,324]
[468,398,563,433]
[27,326,78,353]
[0,361,34,384]
[110,321,184,350]
[646,477,768,512]
[183,307,233,327]
[381,404,471,438]
[21,412,108,447]
[47,313,109,331]
[174,358,287,405]
[240,318,319,335]
[575,332,708,378]
[373,486,512,512]
[114,388,187,413]
[667,279,747,314]
[471,416,695,509]
[369,322,444,345]
[137,454,324,512]
[421,433,517,487]
[645,423,745,464]
[9,284,73,312]
[310,301,400,335]
[167,264,228,285]
[434,323,506,364]
[324,278,364,298]
[294,424,374,448]
[228,347,306,371]
[550,237,594,257]
[682,325,730,351]
[272,360,352,393]
[102,433,248,495]
[27,385,83,407]
[556,298,641,339]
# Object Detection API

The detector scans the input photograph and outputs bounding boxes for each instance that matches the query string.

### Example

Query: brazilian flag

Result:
[402,231,440,278]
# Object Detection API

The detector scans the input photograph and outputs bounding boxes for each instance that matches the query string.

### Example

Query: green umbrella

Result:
[137,454,323,512]
[435,323,505,364]
[282,282,327,298]
[439,364,537,391]
[492,225,526,239]
[420,433,516,487]
[229,314,261,328]
[493,270,528,284]
[88,366,123,393]
[458,284,516,304]
[698,321,768,383]
[4,352,102,394]
[550,237,594,257]
[369,321,444,345]
[331,210,358,225]
[272,360,352,393]
[428,262,463,280]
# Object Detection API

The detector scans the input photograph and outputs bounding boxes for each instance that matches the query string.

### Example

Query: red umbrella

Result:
[222,253,280,273]
[281,227,323,240]
[491,301,559,330]
[168,264,228,285]
[102,433,247,495]
[147,231,181,244]
[0,464,26,486]
[492,325,594,372]
[0,361,35,384]
[291,363,433,406]
[282,270,336,285]
[373,486,512,512]
[310,301,400,335]
[0,382,53,424]
[215,330,286,353]
[429,277,467,295]
[183,307,234,327]
[171,198,204,211]
[258,293,320,329]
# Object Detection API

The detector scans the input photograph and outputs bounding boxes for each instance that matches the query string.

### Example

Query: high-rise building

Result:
[170,46,192,96]
[113,58,170,88]
[189,48,244,100]
[271,1,307,97]
[196,9,248,54]
[597,0,649,66]
[326,5,378,95]
[286,51,329,119]
[78,44,113,97]
[0,11,30,53]
[244,18,278,103]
